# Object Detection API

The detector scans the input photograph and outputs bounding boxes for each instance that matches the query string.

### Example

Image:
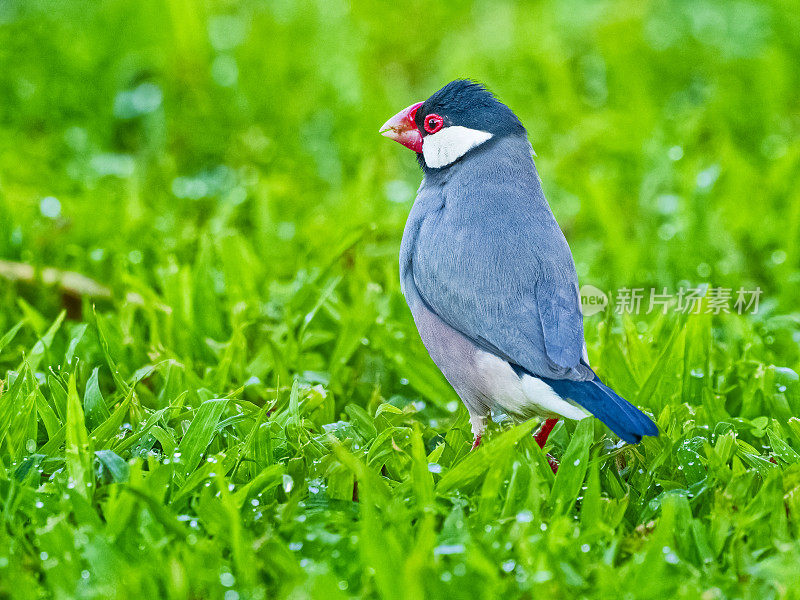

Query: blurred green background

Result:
[2,0,800,598]
[2,0,800,299]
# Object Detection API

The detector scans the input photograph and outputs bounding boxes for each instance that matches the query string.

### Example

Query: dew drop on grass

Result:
[35,500,44,508]
[40,196,61,219]
[581,544,591,553]
[289,542,303,551]
[573,459,581,466]
[428,463,442,474]
[220,572,235,587]
[516,510,533,523]
[434,544,465,556]
[501,559,516,573]
[532,570,553,583]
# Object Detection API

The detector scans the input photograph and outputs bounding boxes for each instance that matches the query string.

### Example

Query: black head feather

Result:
[415,80,526,139]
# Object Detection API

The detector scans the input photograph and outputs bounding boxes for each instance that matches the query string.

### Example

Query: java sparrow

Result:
[380,80,658,462]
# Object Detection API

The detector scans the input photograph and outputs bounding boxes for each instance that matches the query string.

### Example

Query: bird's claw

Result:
[547,454,559,473]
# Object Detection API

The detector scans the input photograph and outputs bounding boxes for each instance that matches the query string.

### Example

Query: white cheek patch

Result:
[422,126,493,169]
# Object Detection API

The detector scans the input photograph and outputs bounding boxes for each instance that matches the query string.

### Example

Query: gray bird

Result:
[380,80,658,467]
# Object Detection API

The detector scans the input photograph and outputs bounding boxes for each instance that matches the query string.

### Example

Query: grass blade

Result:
[176,398,229,477]
[65,374,93,499]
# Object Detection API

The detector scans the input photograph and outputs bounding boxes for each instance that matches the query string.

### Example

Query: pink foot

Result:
[471,434,482,451]
[547,454,559,473]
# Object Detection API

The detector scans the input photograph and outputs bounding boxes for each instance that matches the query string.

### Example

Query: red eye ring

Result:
[423,113,444,134]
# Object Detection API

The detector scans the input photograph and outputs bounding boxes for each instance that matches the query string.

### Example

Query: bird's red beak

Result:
[379,101,424,153]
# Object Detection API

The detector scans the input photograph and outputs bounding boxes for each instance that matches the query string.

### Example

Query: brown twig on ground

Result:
[0,259,170,312]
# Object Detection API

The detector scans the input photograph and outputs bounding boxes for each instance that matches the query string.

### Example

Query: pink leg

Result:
[546,455,559,474]
[534,418,559,448]
[534,418,560,474]
[471,434,482,451]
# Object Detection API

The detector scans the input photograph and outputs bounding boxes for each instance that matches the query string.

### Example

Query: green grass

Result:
[1,0,800,598]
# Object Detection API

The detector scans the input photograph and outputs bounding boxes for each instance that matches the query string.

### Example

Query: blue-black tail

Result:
[540,376,658,444]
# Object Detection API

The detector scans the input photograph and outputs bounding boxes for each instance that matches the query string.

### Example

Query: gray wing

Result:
[411,180,590,381]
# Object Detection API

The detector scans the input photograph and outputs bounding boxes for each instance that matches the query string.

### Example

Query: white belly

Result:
[473,351,589,421]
